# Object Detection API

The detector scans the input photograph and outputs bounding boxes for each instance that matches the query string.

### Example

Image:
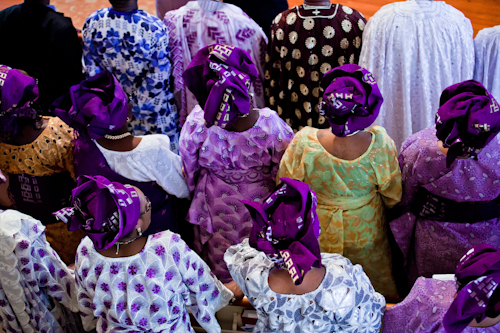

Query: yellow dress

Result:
[277,126,402,298]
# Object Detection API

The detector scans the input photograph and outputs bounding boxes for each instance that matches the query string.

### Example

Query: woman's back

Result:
[279,125,400,203]
[75,230,232,332]
[225,239,386,333]
[277,125,401,298]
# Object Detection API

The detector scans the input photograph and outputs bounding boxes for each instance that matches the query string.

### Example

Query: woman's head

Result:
[443,244,500,333]
[50,70,129,139]
[183,44,259,129]
[435,80,500,168]
[242,178,321,285]
[319,64,383,137]
[0,65,41,139]
[53,175,147,251]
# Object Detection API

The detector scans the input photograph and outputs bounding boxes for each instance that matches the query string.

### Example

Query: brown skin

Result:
[109,0,138,12]
[95,106,142,152]
[469,314,500,328]
[24,0,50,5]
[304,0,332,5]
[224,108,259,132]
[5,118,48,146]
[269,266,326,295]
[317,128,373,161]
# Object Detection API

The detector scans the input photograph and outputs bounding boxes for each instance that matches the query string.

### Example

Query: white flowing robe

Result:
[474,25,500,102]
[359,0,474,150]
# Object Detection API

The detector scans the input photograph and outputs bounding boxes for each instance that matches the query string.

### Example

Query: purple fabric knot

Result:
[319,64,383,137]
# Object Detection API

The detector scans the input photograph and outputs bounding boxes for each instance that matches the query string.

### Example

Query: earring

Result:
[126,117,131,122]
[137,227,143,237]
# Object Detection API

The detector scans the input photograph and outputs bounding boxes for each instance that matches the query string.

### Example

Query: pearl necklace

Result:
[104,132,132,140]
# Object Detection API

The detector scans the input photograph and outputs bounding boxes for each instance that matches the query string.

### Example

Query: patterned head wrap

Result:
[436,80,500,168]
[183,44,259,128]
[53,175,140,251]
[0,65,39,135]
[319,64,383,137]
[50,70,129,139]
[443,244,500,333]
[242,178,322,285]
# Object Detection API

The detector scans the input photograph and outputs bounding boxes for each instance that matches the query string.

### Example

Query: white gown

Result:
[474,25,500,102]
[359,0,474,150]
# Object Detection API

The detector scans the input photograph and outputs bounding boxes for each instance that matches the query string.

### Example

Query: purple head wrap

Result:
[183,44,259,128]
[50,70,129,139]
[53,175,140,251]
[242,178,322,285]
[443,244,500,333]
[436,80,500,168]
[0,65,39,134]
[319,64,383,137]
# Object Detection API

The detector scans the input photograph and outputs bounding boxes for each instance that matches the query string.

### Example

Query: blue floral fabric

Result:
[74,231,233,333]
[82,8,180,153]
[225,239,386,333]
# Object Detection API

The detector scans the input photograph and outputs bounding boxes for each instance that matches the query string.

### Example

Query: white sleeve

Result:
[151,136,190,199]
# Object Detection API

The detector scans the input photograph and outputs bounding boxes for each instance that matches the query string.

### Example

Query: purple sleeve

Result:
[179,108,207,195]
[164,12,187,125]
[269,112,294,180]
[398,135,425,207]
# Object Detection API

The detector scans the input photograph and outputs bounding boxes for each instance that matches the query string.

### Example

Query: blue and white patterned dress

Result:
[74,231,233,333]
[225,239,386,333]
[82,8,180,153]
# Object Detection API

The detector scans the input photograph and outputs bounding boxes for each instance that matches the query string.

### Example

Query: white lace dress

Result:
[95,134,189,199]
[0,210,80,333]
[224,239,386,333]
[474,25,500,102]
[358,0,474,150]
[75,231,233,332]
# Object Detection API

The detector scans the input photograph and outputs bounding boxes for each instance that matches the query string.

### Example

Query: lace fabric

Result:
[74,231,233,332]
[359,0,474,150]
[225,239,386,333]
[0,117,75,179]
[474,25,500,102]
[94,134,189,199]
[163,1,267,125]
[0,210,80,333]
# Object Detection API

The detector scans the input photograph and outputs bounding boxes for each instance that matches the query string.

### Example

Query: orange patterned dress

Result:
[277,126,401,298]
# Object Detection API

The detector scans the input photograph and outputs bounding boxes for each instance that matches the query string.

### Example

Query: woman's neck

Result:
[95,124,141,152]
[304,0,331,6]
[223,108,259,132]
[268,265,326,295]
[111,1,138,13]
[97,236,147,258]
[317,128,372,161]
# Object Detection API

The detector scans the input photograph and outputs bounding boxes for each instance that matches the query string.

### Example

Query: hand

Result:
[224,280,244,301]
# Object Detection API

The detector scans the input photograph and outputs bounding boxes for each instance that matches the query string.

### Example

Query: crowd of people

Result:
[0,0,500,332]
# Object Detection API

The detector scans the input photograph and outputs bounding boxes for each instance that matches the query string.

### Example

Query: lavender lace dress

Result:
[179,106,294,283]
[391,127,500,287]
[383,277,500,333]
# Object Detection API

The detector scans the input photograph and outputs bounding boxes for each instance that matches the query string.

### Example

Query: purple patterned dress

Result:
[179,106,294,283]
[383,277,500,333]
[391,127,500,287]
[265,4,366,131]
[163,0,268,125]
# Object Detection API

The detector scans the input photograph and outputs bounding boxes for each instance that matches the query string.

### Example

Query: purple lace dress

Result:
[391,127,500,287]
[383,277,500,333]
[179,106,294,283]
